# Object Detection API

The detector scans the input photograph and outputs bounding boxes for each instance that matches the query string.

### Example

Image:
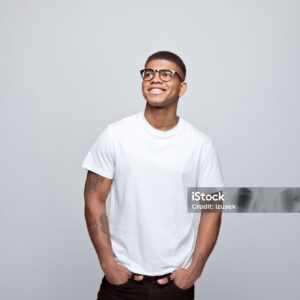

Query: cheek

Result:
[141,84,149,97]
[142,82,148,92]
[169,85,180,95]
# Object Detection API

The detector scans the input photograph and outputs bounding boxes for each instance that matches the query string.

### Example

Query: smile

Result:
[149,88,166,95]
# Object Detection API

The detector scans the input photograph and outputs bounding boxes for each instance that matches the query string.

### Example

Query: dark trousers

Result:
[96,272,194,300]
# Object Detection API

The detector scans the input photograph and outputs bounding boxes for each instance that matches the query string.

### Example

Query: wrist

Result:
[187,264,202,278]
[189,254,206,278]
[100,257,116,272]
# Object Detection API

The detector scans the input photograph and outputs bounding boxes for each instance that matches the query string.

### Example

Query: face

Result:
[141,59,187,108]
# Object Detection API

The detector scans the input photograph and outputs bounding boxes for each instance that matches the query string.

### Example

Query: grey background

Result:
[0,0,299,299]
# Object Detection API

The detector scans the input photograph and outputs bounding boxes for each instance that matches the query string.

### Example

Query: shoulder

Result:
[181,118,213,147]
[105,111,140,138]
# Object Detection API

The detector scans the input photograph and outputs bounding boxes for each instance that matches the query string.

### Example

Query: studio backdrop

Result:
[0,1,299,299]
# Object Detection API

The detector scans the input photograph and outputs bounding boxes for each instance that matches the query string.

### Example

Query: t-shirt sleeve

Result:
[197,141,225,190]
[81,126,115,179]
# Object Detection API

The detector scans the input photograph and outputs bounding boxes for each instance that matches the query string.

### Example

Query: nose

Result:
[151,70,162,82]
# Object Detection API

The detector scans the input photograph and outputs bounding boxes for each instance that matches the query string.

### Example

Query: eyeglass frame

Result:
[140,68,184,82]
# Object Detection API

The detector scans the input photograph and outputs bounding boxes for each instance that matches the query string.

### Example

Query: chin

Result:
[145,98,167,108]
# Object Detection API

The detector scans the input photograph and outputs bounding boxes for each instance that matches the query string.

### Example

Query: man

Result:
[81,51,225,300]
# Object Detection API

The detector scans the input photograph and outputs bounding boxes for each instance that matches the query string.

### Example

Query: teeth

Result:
[150,88,164,95]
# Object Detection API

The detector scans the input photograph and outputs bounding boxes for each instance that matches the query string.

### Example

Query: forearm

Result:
[84,198,115,270]
[189,212,222,278]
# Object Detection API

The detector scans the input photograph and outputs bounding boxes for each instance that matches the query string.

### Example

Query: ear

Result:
[178,82,187,97]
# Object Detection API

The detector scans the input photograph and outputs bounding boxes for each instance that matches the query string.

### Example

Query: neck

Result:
[144,102,179,131]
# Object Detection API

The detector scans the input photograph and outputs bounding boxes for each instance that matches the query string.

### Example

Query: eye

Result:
[161,70,173,79]
[143,70,154,79]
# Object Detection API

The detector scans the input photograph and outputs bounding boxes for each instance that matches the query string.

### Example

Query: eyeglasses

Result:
[140,68,183,82]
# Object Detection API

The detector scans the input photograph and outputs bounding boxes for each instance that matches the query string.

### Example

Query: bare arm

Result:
[189,209,222,279]
[83,170,115,270]
[83,170,132,284]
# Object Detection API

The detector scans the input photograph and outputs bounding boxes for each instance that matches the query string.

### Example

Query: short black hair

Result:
[145,51,186,81]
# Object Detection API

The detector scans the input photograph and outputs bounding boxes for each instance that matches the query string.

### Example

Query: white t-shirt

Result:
[81,111,225,275]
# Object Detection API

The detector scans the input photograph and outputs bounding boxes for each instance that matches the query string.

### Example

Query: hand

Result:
[157,267,196,289]
[103,262,143,285]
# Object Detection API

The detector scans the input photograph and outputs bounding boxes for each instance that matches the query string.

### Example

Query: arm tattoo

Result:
[85,208,98,238]
[100,213,112,246]
[87,218,98,238]
[86,171,105,193]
